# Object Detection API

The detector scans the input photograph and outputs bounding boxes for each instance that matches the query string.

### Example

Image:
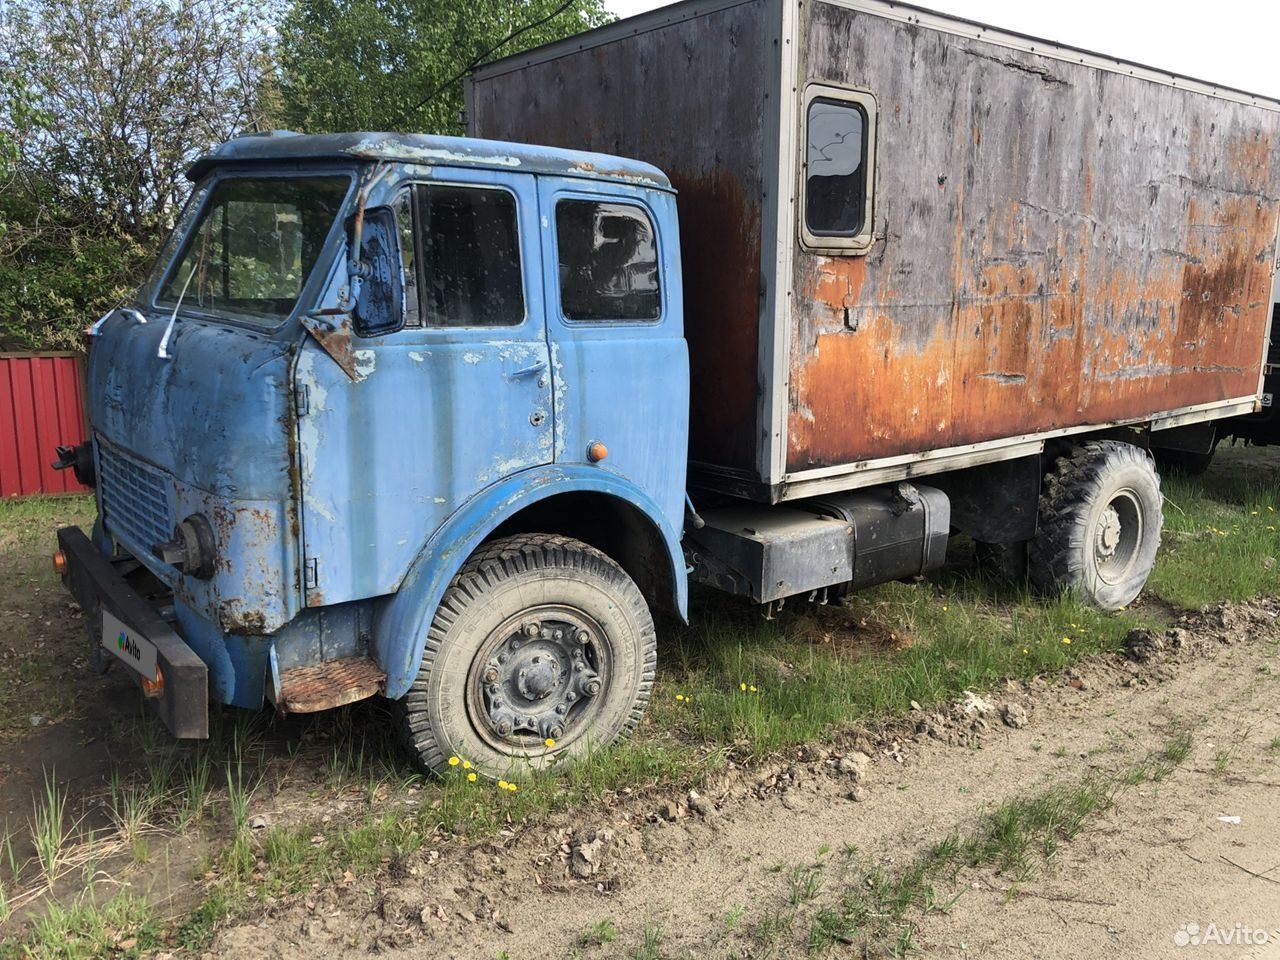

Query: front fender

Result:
[372,465,687,700]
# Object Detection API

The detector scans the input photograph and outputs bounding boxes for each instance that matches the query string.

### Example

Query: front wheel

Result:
[1029,441,1163,610]
[394,534,656,778]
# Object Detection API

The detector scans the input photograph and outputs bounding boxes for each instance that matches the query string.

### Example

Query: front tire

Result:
[1029,441,1163,610]
[395,534,656,778]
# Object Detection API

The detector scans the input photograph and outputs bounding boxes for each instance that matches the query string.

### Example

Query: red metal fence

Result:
[1,352,89,497]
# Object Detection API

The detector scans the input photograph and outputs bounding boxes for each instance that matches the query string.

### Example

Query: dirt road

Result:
[212,603,1280,960]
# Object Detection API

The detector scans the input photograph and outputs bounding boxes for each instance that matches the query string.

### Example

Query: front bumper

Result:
[57,525,209,738]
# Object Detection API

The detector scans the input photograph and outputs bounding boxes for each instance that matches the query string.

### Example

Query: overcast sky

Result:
[605,0,1280,99]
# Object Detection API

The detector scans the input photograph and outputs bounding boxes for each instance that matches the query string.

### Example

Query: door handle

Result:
[510,359,547,379]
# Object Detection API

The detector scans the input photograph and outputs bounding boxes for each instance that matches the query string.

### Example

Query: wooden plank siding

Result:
[0,352,89,497]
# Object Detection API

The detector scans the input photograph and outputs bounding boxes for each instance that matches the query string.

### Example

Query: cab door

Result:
[296,168,552,605]
[535,177,688,532]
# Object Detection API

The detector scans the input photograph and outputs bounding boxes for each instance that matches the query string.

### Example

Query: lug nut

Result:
[523,621,540,637]
[484,668,499,683]
[547,725,565,740]
[575,629,590,644]
[554,629,563,641]
[583,678,602,697]
[497,721,512,736]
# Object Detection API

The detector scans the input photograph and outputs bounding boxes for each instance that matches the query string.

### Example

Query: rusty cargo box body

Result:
[478,0,1280,504]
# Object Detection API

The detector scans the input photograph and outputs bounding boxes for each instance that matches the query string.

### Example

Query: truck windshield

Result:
[155,175,350,326]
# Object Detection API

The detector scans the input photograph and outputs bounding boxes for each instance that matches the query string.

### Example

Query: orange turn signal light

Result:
[52,550,67,575]
[141,665,164,699]
[587,441,608,463]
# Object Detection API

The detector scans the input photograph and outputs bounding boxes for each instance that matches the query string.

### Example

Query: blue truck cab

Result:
[56,132,690,775]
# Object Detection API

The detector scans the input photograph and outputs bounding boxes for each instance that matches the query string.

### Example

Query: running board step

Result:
[276,656,385,714]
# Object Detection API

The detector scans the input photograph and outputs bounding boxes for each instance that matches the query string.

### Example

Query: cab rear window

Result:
[555,200,661,322]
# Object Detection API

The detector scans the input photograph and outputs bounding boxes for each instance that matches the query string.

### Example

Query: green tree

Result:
[275,0,612,135]
[0,0,275,350]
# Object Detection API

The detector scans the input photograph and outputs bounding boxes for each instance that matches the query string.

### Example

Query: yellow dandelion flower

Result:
[467,772,477,782]
[544,738,556,748]
[1022,648,1030,654]
[749,685,758,693]
[675,694,685,702]
[497,780,509,790]
[462,760,472,770]
[448,756,460,767]
[942,605,949,612]
[509,784,518,793]
[1252,511,1260,516]
[739,682,747,692]
[1062,637,1072,645]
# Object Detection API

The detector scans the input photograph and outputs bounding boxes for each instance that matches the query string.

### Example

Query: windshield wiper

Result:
[157,265,196,360]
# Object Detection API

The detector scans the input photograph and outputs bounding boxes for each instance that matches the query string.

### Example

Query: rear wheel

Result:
[1029,441,1163,610]
[395,534,656,778]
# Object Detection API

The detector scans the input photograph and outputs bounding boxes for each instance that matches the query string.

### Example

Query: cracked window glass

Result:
[806,98,868,237]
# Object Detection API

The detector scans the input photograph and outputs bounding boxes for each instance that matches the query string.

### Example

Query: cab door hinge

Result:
[294,383,310,417]
[303,557,319,590]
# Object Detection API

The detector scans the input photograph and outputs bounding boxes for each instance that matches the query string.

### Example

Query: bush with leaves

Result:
[0,0,275,350]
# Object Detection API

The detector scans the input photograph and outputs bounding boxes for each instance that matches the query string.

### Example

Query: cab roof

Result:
[186,131,673,191]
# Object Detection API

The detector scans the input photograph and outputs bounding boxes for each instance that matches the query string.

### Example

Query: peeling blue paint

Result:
[82,134,688,718]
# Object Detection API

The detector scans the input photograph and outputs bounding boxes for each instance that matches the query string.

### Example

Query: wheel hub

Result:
[1096,506,1122,558]
[1092,490,1143,585]
[475,613,603,745]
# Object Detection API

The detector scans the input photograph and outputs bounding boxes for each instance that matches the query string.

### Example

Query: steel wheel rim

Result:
[1093,488,1143,585]
[464,603,613,756]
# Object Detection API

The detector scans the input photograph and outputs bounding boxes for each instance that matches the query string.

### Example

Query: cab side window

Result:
[555,199,661,322]
[396,183,525,328]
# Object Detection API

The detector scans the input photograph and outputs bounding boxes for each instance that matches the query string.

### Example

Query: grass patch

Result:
[1148,450,1280,608]
[28,772,71,887]
[632,923,664,960]
[579,918,619,948]
[657,580,1139,757]
[2,891,159,960]
[786,727,1196,955]
[0,495,96,739]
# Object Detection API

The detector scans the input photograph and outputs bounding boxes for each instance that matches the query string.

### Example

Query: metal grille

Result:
[98,441,173,553]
